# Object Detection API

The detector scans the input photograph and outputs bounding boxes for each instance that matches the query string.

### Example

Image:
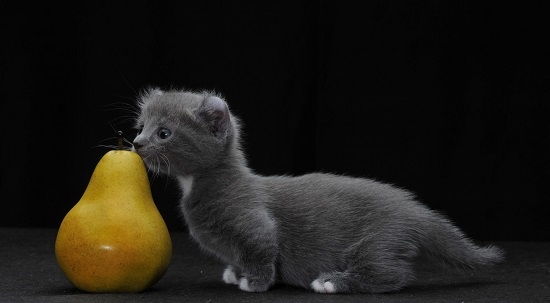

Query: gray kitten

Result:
[132,88,503,294]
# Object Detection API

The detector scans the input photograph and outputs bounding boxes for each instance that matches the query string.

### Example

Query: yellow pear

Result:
[55,136,172,293]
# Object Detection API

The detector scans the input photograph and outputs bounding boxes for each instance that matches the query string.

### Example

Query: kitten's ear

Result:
[196,96,230,140]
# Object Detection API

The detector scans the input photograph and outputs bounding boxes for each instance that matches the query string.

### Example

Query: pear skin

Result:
[55,150,172,293]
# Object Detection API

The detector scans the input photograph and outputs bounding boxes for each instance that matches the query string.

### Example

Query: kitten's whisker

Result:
[109,116,137,124]
[158,153,171,192]
[103,102,141,128]
[115,95,138,104]
[154,156,162,181]
[149,158,157,181]
[103,106,141,118]
[159,153,171,176]
[141,154,157,181]
[123,137,134,146]
[92,144,120,150]
[117,70,138,96]
[98,136,118,143]
[157,155,162,179]
[103,104,135,112]
[98,132,132,150]
[147,154,159,182]
[92,144,133,151]
[107,122,118,136]
[104,101,139,110]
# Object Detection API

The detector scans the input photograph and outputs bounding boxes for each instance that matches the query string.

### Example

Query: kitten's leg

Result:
[230,213,278,292]
[222,261,275,292]
[312,239,417,293]
[311,271,351,293]
[222,265,241,285]
[311,260,414,293]
[238,262,276,293]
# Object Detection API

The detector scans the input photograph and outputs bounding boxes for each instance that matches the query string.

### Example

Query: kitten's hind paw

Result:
[238,277,271,292]
[311,279,336,294]
[238,277,252,292]
[222,266,240,285]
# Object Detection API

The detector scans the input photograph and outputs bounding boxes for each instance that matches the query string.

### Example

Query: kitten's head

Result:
[133,88,237,177]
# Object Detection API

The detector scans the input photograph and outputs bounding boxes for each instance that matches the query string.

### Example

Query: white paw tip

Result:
[324,281,335,293]
[311,280,324,292]
[311,279,336,293]
[239,277,252,292]
[222,268,239,285]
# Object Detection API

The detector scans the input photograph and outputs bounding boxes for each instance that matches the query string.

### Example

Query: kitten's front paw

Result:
[311,279,336,294]
[238,277,270,293]
[222,266,240,285]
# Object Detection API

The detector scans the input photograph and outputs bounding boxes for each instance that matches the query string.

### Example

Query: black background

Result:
[1,1,548,241]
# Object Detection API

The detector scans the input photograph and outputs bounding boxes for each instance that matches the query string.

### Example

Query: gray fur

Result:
[132,88,503,293]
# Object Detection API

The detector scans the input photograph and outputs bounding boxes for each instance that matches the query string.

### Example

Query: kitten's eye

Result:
[157,128,172,139]
[137,126,144,135]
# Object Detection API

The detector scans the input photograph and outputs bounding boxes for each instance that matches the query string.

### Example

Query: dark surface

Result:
[0,228,548,302]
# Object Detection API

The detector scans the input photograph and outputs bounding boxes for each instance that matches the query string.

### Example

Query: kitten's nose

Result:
[132,140,143,150]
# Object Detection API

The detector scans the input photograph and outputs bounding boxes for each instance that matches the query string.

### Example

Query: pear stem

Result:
[117,131,124,150]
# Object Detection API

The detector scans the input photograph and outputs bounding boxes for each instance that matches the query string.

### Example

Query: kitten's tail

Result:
[418,213,504,271]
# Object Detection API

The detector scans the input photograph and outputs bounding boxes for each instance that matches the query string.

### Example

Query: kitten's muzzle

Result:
[133,135,145,150]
